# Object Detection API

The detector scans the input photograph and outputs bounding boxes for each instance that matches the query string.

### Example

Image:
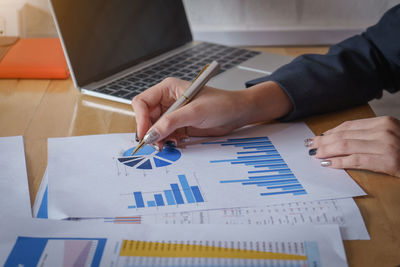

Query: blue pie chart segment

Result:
[156,146,181,161]
[137,159,152,169]
[118,145,181,169]
[153,157,169,167]
[122,145,155,157]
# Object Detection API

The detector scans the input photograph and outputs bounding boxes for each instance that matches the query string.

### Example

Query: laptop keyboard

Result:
[93,42,261,100]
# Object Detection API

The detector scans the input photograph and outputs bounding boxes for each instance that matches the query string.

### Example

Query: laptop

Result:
[49,0,292,104]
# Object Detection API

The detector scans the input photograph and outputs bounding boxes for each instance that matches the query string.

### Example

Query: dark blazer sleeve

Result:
[246,4,400,121]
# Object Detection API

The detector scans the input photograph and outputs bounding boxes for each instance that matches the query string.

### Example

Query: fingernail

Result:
[308,148,317,156]
[150,144,160,151]
[135,131,139,142]
[321,160,332,167]
[165,140,176,147]
[304,138,313,147]
[144,129,160,143]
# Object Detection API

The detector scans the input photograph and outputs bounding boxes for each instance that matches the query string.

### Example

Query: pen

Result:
[132,60,220,156]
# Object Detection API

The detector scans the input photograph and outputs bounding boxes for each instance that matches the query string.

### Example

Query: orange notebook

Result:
[0,38,70,79]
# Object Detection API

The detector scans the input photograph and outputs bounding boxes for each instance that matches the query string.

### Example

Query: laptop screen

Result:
[50,0,192,87]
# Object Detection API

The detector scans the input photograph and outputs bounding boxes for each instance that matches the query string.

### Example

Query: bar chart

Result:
[118,240,321,266]
[203,136,307,197]
[118,145,181,170]
[127,174,205,209]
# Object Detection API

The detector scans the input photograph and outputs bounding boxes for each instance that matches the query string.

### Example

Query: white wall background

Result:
[183,0,399,45]
[0,0,57,37]
[0,0,398,44]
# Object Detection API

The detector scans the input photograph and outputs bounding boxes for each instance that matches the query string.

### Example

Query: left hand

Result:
[306,116,400,177]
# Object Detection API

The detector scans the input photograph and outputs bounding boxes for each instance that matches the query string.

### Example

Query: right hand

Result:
[132,77,292,147]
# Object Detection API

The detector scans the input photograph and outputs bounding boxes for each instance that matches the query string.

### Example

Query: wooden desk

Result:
[0,46,399,266]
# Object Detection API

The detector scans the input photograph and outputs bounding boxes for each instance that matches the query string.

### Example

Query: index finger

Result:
[324,116,393,135]
[132,77,189,138]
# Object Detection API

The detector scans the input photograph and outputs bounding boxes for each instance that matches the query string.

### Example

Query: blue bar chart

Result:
[128,174,205,209]
[203,136,307,197]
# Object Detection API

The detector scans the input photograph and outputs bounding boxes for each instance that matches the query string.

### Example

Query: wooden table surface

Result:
[0,46,399,267]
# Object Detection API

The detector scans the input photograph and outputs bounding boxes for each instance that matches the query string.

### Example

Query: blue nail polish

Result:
[309,148,317,156]
[165,140,176,147]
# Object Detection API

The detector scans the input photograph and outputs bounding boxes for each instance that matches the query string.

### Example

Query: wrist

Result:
[239,81,293,124]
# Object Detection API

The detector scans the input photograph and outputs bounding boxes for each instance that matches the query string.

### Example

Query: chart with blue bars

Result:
[127,174,205,209]
[118,145,181,170]
[203,136,307,197]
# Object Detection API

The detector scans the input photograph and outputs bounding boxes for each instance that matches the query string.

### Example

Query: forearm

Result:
[246,5,400,121]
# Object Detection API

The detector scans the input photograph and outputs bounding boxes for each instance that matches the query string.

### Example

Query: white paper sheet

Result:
[34,171,369,240]
[48,123,365,219]
[0,218,348,267]
[137,198,369,240]
[0,136,32,218]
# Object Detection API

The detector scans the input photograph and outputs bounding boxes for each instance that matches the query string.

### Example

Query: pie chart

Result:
[118,145,181,169]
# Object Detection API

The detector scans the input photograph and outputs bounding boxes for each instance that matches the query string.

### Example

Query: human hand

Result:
[132,78,292,148]
[305,116,400,177]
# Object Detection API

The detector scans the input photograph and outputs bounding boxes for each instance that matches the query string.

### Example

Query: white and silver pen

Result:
[131,60,220,156]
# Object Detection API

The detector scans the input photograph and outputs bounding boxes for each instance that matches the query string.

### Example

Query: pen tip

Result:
[131,141,144,156]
